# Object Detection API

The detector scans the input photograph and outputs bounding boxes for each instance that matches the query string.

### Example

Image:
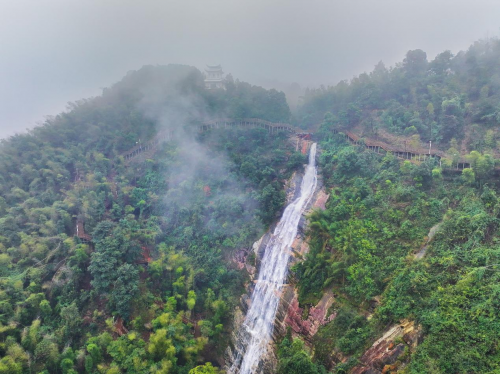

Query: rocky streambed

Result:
[225,144,329,373]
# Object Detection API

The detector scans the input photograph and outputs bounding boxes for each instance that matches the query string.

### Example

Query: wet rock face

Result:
[226,333,278,374]
[285,171,303,204]
[240,294,251,314]
[254,347,278,374]
[226,161,327,373]
[312,189,329,210]
[273,184,331,341]
[281,290,336,338]
[273,285,296,339]
[285,296,312,336]
[351,320,422,374]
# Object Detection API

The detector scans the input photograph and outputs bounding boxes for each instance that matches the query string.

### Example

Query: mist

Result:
[1,0,500,138]
[128,67,265,248]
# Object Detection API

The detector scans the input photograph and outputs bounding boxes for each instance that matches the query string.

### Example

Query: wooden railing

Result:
[122,119,307,164]
[120,119,472,170]
[123,130,174,162]
[199,118,299,134]
[334,129,471,169]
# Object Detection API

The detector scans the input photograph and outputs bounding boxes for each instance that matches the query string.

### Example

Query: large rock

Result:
[280,289,336,339]
[350,320,421,374]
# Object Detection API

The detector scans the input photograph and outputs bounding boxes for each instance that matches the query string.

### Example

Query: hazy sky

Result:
[1,0,499,139]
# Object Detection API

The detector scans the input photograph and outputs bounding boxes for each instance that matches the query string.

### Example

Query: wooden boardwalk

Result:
[336,129,471,169]
[199,118,299,134]
[123,129,174,163]
[119,118,471,170]
[122,118,309,164]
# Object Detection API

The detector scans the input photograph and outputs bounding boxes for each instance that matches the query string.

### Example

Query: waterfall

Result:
[229,143,318,374]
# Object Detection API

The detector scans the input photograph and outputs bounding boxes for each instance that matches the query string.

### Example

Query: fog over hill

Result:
[2,2,500,373]
[1,0,500,138]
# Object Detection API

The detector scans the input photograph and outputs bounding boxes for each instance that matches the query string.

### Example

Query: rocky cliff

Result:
[225,146,324,373]
[351,320,422,374]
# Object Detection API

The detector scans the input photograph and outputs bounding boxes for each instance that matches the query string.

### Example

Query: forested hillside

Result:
[281,39,500,374]
[0,64,302,373]
[2,37,500,374]
[299,38,500,163]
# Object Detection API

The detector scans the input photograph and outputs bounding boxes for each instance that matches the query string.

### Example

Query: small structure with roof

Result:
[75,219,92,244]
[204,64,225,89]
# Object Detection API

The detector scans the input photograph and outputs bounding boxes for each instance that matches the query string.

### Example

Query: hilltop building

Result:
[204,64,225,89]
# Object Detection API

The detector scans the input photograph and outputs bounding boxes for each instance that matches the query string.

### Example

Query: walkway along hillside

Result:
[121,118,311,165]
[334,129,472,170]
[123,129,175,164]
[120,118,475,171]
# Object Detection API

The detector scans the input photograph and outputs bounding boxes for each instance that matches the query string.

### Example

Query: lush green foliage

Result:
[285,40,500,373]
[293,130,499,372]
[0,65,299,372]
[295,136,442,304]
[4,38,500,374]
[379,191,500,373]
[277,335,325,374]
[299,38,500,159]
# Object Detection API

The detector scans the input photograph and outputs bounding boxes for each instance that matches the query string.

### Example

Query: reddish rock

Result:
[232,248,249,270]
[351,321,419,374]
[138,246,151,264]
[283,290,336,338]
[385,344,405,364]
[284,297,312,335]
[313,190,329,210]
[114,317,128,336]
[301,141,309,155]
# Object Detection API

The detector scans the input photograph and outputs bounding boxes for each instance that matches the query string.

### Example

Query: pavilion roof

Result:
[205,64,223,72]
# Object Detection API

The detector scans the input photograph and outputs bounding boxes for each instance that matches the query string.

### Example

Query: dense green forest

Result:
[2,37,500,374]
[292,137,499,373]
[299,38,500,160]
[285,38,500,374]
[0,65,303,373]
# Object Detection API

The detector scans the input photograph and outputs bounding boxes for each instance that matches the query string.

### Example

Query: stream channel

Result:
[229,143,318,374]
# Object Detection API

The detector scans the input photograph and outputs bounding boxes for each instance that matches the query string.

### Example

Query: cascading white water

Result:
[229,143,318,374]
